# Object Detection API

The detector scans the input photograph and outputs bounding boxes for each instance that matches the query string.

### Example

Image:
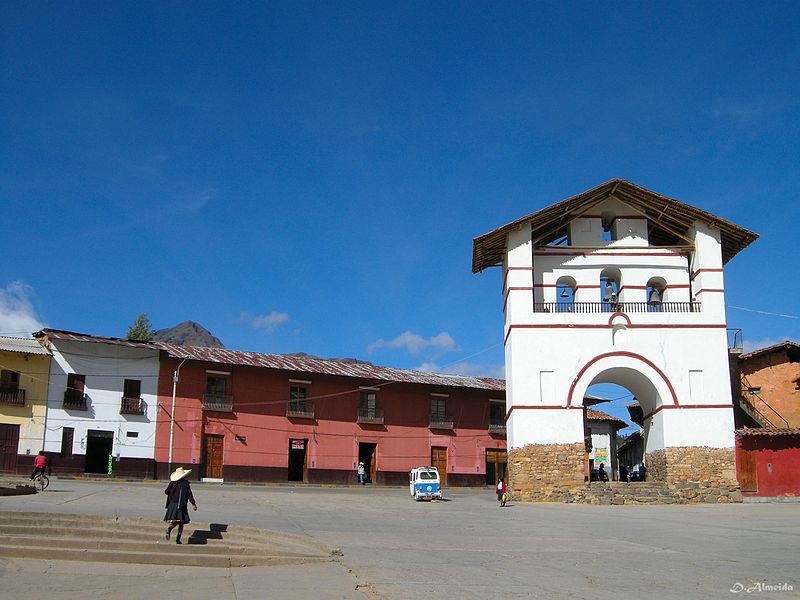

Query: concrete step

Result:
[0,511,336,568]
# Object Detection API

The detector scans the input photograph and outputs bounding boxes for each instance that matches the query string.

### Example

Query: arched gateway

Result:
[472,179,759,502]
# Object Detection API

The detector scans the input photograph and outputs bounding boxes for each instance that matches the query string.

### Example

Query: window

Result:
[123,379,141,399]
[290,385,308,411]
[430,397,446,421]
[64,374,86,408]
[126,431,139,438]
[0,369,19,390]
[489,402,504,426]
[359,391,376,417]
[206,376,227,399]
[67,373,85,392]
[61,427,74,457]
[747,386,761,396]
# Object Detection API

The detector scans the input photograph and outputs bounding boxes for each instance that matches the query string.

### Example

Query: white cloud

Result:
[0,281,45,336]
[368,331,459,355]
[417,361,505,380]
[243,311,290,334]
[742,337,786,354]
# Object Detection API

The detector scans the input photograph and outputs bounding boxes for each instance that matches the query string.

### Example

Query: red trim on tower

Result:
[566,351,679,407]
[690,268,723,282]
[503,267,533,291]
[694,288,725,295]
[642,403,733,421]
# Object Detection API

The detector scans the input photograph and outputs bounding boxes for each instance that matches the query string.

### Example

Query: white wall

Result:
[43,340,160,464]
[503,198,736,453]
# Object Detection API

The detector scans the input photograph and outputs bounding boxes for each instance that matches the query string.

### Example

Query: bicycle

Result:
[32,471,50,491]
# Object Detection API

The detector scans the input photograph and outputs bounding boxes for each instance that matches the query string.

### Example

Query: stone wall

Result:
[508,444,742,504]
[646,447,737,487]
[508,443,585,502]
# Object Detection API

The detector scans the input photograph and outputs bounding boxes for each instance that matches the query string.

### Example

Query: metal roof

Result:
[35,329,505,392]
[157,343,506,392]
[472,178,759,272]
[35,329,158,349]
[0,336,50,355]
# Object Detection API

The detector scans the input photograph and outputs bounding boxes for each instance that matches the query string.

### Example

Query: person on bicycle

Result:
[29,451,47,481]
[497,478,506,505]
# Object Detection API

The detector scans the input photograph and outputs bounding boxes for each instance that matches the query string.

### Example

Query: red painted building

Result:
[155,344,507,485]
[736,429,800,497]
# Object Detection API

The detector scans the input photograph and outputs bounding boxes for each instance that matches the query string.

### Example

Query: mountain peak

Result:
[153,321,225,348]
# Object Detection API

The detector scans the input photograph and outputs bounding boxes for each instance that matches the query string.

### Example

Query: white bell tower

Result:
[473,180,758,501]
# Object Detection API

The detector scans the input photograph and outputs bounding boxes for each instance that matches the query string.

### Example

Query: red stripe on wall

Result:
[694,288,725,295]
[642,403,733,421]
[691,268,723,282]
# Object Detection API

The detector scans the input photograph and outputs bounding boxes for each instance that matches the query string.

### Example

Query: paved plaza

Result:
[1,479,798,599]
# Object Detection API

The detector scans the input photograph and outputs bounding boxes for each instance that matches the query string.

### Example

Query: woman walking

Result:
[164,467,197,544]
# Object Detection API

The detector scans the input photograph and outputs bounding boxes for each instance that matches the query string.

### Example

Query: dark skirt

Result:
[164,502,191,524]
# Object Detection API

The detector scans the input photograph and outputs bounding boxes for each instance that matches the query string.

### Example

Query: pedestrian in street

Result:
[357,461,366,485]
[164,467,197,544]
[598,463,607,482]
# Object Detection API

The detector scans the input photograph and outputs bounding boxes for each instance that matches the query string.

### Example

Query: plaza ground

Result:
[0,479,798,599]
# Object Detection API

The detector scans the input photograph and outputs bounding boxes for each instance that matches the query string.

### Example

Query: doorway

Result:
[203,434,224,479]
[288,438,307,482]
[431,446,447,485]
[84,430,113,474]
[485,448,507,485]
[0,424,20,473]
[358,442,377,484]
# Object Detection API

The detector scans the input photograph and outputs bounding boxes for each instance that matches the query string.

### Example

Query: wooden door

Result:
[431,446,447,485]
[204,434,224,479]
[0,424,20,473]
[485,449,508,485]
[739,448,758,493]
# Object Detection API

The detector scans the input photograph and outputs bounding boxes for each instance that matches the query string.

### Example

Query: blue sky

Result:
[1,3,799,430]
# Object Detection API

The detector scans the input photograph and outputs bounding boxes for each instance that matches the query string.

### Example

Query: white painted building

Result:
[35,329,160,477]
[472,179,758,494]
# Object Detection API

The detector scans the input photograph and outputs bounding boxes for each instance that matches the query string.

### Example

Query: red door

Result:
[0,424,20,473]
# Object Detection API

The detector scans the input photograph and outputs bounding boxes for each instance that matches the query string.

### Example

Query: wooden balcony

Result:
[429,414,454,430]
[120,396,145,415]
[488,422,507,435]
[0,387,25,407]
[202,394,233,412]
[357,407,384,425]
[286,400,315,419]
[63,389,87,410]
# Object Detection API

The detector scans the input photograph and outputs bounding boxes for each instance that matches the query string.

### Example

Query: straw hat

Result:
[170,467,192,482]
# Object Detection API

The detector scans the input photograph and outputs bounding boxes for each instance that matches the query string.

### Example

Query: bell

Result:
[604,282,614,301]
[649,288,661,303]
[560,288,569,299]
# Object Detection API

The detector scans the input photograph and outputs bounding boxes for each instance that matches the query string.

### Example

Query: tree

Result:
[127,313,155,341]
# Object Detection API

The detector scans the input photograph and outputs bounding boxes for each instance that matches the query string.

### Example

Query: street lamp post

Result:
[167,357,188,475]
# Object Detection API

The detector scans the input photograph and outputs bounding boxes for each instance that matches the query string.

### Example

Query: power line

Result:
[728,305,800,320]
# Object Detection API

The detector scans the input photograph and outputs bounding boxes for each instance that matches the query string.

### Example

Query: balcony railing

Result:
[488,422,507,435]
[120,396,145,415]
[357,407,384,425]
[0,387,25,406]
[429,414,454,429]
[287,400,315,419]
[202,393,233,412]
[533,301,701,314]
[63,389,87,410]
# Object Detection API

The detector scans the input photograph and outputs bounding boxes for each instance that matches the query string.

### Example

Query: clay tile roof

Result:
[735,427,800,437]
[471,178,758,272]
[586,408,628,430]
[739,340,800,361]
[0,336,50,355]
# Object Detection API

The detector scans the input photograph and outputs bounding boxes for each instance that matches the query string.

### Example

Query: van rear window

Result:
[420,471,437,480]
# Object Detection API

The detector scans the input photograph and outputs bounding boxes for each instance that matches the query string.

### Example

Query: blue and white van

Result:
[409,466,442,501]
